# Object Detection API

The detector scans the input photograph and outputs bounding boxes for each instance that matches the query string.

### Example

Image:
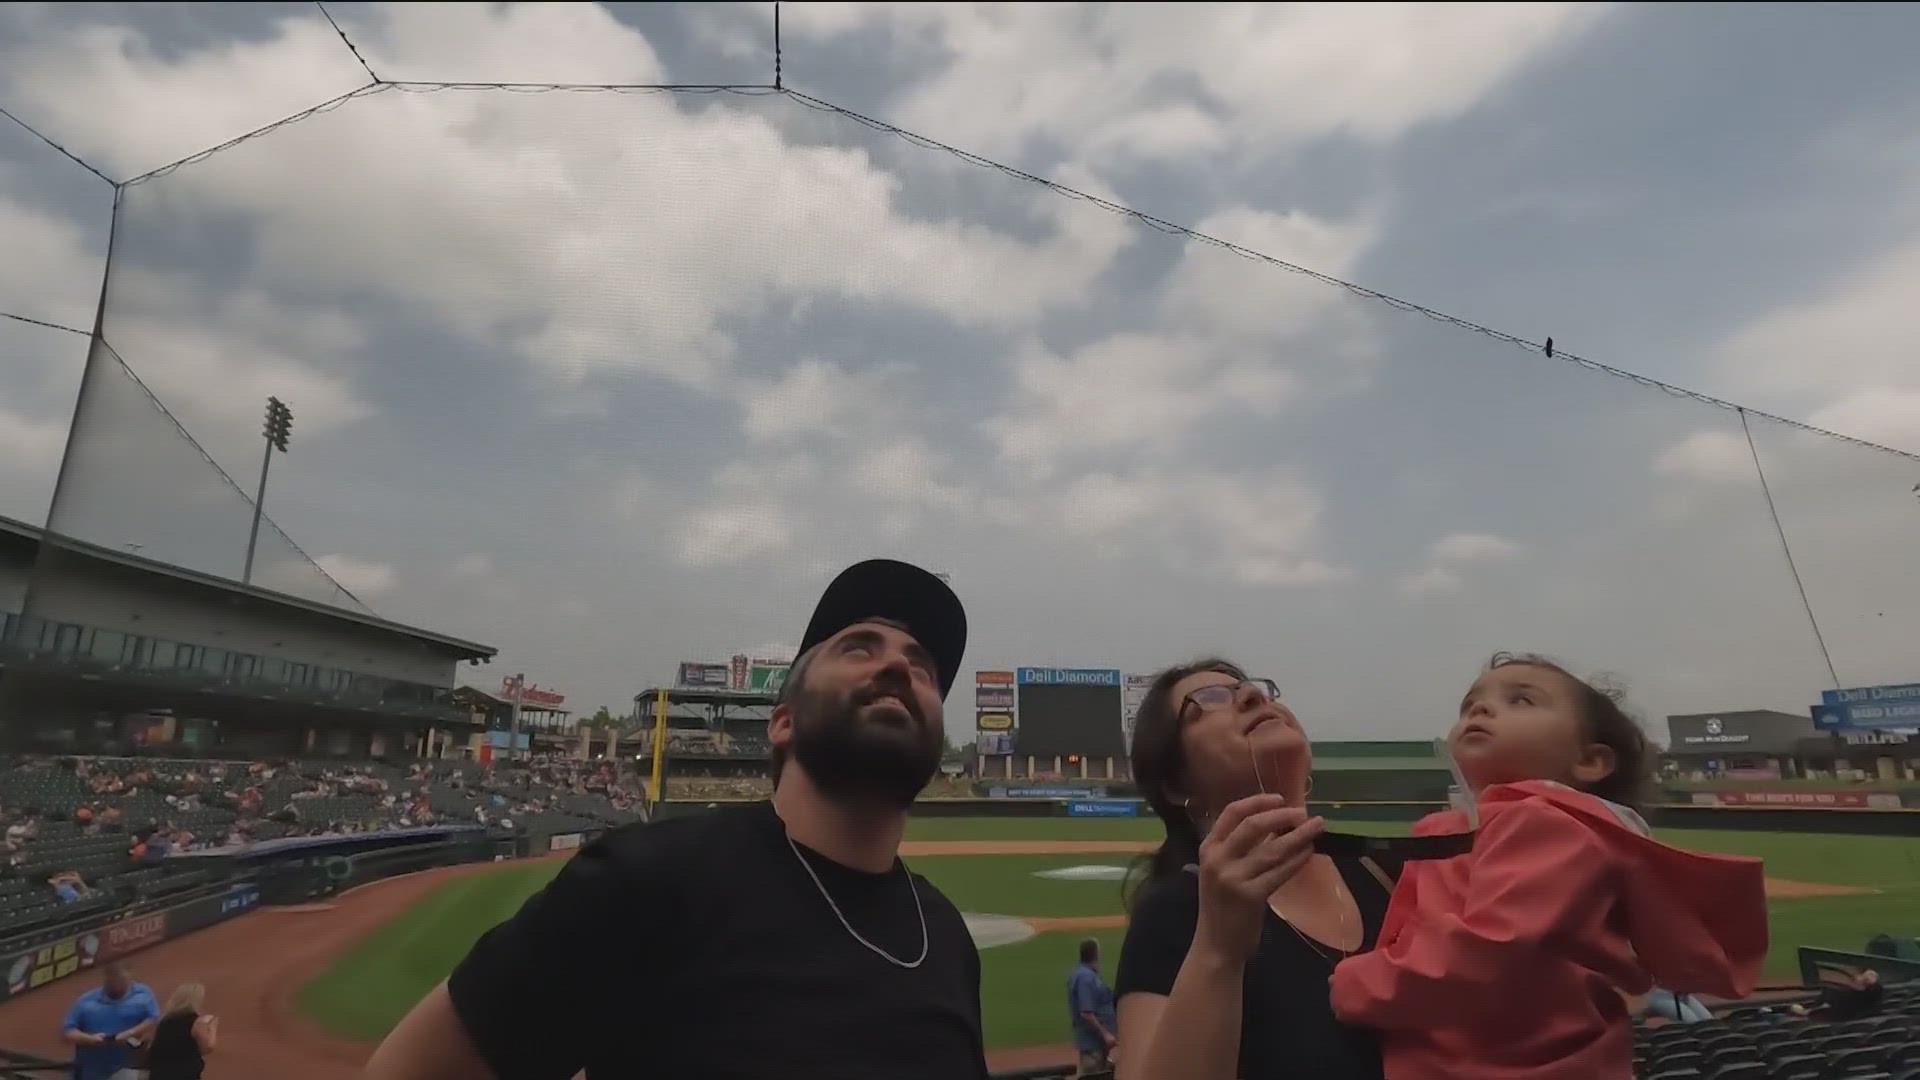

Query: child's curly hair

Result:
[1489,652,1654,814]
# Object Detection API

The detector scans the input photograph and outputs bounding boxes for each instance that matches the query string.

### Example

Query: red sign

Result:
[1707,790,1888,809]
[101,914,167,960]
[976,670,1015,685]
[500,676,565,709]
[731,654,750,690]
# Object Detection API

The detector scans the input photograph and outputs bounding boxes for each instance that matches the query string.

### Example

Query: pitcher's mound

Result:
[966,913,1037,949]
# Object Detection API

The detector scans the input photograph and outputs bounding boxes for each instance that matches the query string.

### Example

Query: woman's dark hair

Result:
[1488,652,1652,813]
[1125,657,1250,909]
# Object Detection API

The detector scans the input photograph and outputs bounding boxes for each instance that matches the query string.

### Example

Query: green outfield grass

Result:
[295,816,1920,1051]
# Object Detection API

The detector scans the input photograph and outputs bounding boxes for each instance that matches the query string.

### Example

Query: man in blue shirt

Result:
[61,963,159,1080]
[1067,938,1117,1076]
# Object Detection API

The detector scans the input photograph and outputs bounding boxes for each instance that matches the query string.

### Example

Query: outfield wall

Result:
[0,878,261,1005]
[657,797,1920,835]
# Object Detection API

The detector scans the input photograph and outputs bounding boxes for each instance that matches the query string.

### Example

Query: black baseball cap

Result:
[798,559,967,698]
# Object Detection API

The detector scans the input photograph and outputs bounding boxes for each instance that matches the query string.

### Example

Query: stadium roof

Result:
[633,685,777,706]
[0,513,496,660]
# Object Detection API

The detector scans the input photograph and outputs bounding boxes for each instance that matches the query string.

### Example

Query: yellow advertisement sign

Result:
[977,713,1013,730]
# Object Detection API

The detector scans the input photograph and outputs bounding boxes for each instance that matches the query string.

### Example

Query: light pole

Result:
[242,396,292,586]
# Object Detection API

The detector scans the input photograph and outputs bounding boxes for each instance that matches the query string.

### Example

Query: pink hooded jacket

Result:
[1328,780,1768,1080]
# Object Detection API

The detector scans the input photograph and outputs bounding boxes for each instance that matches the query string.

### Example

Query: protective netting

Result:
[6,83,1919,743]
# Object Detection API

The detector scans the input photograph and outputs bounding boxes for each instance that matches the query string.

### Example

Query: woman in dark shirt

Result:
[1115,659,1395,1080]
[143,982,216,1080]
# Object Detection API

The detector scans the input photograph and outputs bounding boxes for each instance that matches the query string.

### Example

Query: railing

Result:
[0,1049,68,1078]
[0,610,466,724]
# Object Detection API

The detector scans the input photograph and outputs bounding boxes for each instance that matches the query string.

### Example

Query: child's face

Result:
[1448,663,1614,796]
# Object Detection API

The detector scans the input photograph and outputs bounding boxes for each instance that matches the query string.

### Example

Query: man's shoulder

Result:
[587,801,770,872]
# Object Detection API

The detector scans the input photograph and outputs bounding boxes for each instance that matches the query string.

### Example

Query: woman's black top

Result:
[143,1010,204,1080]
[1115,856,1396,1080]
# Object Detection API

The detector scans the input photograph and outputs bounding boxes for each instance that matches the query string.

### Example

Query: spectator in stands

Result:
[61,962,159,1080]
[1069,938,1118,1075]
[367,559,987,1080]
[142,982,217,1080]
[1638,987,1714,1025]
[1789,966,1883,1020]
[1114,659,1359,1080]
[50,870,93,904]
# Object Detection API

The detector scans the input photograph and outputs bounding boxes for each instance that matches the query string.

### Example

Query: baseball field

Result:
[292,814,1920,1062]
[0,811,1910,1077]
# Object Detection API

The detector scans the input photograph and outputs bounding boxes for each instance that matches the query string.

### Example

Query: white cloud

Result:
[669,458,818,567]
[2,6,1132,402]
[1430,532,1522,562]
[741,359,900,441]
[315,553,398,597]
[1807,388,1920,447]
[853,440,967,510]
[781,3,1611,167]
[0,407,67,473]
[672,502,797,566]
[985,332,1296,478]
[1159,207,1379,340]
[1055,470,1347,587]
[0,191,101,331]
[446,553,497,582]
[1711,233,1920,454]
[1654,429,1752,484]
[1398,566,1464,596]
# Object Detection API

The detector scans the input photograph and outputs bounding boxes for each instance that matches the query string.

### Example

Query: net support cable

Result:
[7,7,1916,596]
[5,1,1911,461]
[1740,408,1842,689]
[76,72,1920,464]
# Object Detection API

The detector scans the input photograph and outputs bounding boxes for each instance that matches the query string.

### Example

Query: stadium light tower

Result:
[242,396,293,586]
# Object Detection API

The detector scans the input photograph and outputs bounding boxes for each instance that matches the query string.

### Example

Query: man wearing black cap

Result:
[366,560,988,1080]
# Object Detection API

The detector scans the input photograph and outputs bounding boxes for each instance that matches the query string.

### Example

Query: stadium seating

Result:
[0,752,645,939]
[1634,980,1920,1079]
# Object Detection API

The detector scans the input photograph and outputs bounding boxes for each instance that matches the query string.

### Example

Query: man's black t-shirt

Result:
[448,801,986,1080]
[1114,858,1394,1080]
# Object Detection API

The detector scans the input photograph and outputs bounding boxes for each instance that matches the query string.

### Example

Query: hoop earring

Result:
[1304,776,1313,797]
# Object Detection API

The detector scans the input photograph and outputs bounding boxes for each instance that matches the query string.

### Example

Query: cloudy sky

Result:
[4,2,1919,746]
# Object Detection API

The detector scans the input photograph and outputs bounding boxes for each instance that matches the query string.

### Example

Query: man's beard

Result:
[788,679,943,810]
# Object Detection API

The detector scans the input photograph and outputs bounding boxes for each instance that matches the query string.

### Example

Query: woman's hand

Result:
[1191,793,1325,963]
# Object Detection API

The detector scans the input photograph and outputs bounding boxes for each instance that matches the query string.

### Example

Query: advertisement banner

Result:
[2,930,98,1001]
[1822,682,1920,707]
[1123,673,1151,746]
[992,785,1109,799]
[976,712,1014,731]
[548,833,584,853]
[1067,800,1142,818]
[976,731,1015,755]
[167,881,263,938]
[1813,700,1920,730]
[731,654,750,690]
[975,687,1014,709]
[748,662,790,694]
[676,662,731,689]
[0,881,262,1004]
[1017,667,1122,686]
[975,670,1016,685]
[1701,790,1901,809]
[99,913,168,960]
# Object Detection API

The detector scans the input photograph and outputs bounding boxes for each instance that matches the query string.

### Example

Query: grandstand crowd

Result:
[0,751,646,941]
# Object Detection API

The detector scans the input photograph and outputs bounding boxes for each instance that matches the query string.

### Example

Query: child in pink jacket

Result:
[1330,653,1768,1080]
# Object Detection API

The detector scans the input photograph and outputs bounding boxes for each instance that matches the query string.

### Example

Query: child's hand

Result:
[1192,793,1324,963]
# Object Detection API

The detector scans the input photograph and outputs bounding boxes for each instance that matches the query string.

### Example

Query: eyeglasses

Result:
[1179,678,1282,717]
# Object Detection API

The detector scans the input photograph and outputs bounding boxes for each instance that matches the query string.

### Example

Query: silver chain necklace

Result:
[787,834,929,969]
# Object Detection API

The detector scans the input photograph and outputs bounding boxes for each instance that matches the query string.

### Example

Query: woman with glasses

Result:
[1113,658,1391,1080]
